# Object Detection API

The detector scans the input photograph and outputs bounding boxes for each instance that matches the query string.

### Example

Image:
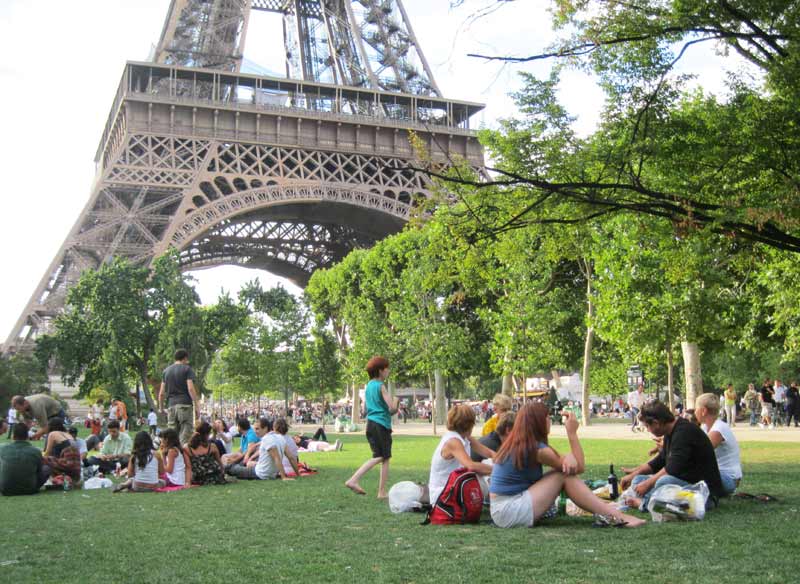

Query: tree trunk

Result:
[428,373,436,435]
[502,373,514,397]
[666,340,675,411]
[434,370,447,427]
[388,379,397,422]
[351,382,361,424]
[139,365,156,411]
[551,370,562,389]
[135,380,142,418]
[580,260,594,427]
[681,341,702,409]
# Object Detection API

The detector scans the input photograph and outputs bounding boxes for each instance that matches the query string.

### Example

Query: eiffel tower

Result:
[4,0,484,352]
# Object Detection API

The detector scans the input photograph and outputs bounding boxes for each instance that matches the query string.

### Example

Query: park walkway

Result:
[298,420,800,443]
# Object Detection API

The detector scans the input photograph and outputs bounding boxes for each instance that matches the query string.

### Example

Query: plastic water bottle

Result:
[608,464,619,500]
[115,462,122,477]
[63,476,72,492]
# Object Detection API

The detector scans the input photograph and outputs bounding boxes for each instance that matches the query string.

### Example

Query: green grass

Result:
[1,434,798,584]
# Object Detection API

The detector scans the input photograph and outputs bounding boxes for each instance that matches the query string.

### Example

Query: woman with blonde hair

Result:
[482,393,513,436]
[428,404,496,505]
[695,393,742,495]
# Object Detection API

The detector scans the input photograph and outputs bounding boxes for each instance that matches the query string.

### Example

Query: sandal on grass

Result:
[592,514,628,528]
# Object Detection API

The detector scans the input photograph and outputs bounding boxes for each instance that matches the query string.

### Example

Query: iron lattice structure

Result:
[4,0,483,352]
[155,0,440,95]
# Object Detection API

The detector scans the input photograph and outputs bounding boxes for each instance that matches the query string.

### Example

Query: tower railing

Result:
[96,61,484,166]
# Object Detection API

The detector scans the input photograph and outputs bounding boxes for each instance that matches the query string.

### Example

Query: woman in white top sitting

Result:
[113,432,165,492]
[428,404,496,506]
[160,428,191,487]
[695,393,742,495]
[212,419,233,455]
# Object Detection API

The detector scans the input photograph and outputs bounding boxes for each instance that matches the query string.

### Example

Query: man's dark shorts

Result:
[366,420,392,459]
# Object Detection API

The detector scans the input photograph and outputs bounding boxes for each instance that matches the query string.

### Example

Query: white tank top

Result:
[166,448,186,486]
[133,451,159,485]
[428,431,471,504]
[704,419,742,480]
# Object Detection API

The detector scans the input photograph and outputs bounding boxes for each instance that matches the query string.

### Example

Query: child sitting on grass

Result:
[113,432,165,492]
[160,429,191,487]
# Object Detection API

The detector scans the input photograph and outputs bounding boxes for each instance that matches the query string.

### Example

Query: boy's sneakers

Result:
[334,439,343,451]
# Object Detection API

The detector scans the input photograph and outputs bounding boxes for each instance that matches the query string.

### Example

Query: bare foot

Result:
[618,513,646,528]
[345,481,366,495]
[377,493,388,500]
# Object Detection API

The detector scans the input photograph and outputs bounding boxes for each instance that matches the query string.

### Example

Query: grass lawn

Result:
[1,432,798,584]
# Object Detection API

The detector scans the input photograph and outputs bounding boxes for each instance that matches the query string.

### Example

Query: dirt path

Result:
[300,420,800,443]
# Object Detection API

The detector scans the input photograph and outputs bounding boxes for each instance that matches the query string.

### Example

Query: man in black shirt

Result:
[158,348,198,445]
[620,401,723,511]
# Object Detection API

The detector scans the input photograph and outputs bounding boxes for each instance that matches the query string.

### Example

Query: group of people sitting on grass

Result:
[0,410,343,496]
[343,356,741,528]
[420,392,741,527]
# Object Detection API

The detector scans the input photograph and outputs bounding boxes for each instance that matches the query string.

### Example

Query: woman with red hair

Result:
[489,402,645,528]
[345,356,398,498]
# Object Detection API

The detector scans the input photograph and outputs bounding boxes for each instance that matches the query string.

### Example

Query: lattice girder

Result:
[3,1,485,352]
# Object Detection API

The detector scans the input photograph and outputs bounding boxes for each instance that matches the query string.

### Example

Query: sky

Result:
[0,0,752,343]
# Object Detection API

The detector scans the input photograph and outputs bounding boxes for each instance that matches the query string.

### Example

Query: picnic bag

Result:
[424,468,483,525]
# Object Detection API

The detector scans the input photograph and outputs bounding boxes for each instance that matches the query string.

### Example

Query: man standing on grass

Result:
[158,349,198,445]
[627,384,645,432]
[11,394,66,440]
[147,408,158,436]
[773,379,786,427]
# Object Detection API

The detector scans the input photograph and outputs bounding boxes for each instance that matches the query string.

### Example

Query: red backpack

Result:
[424,468,484,525]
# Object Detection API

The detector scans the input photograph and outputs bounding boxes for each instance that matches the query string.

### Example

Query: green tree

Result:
[298,326,343,405]
[0,353,49,410]
[38,251,199,410]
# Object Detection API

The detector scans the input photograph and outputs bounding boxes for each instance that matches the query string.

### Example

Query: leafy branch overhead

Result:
[430,1,800,253]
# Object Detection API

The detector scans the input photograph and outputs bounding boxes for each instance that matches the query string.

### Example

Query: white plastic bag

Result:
[388,481,425,514]
[83,477,113,490]
[647,480,709,522]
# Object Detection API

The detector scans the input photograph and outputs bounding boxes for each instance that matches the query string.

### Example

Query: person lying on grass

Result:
[293,435,342,452]
[620,401,725,511]
[695,393,742,496]
[490,403,645,528]
[114,432,165,492]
